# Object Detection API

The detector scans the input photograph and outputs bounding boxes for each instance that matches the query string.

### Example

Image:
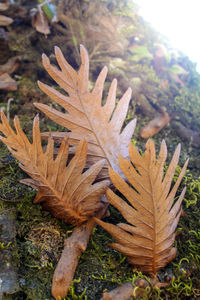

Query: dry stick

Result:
[7,98,14,122]
[52,196,108,300]
[101,282,134,300]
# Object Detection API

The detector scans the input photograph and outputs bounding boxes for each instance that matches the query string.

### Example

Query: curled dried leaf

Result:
[0,73,17,91]
[0,14,13,26]
[0,2,10,11]
[140,109,171,138]
[31,10,50,35]
[0,111,109,225]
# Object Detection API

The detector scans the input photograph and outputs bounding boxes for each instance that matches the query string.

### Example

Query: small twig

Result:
[38,0,52,9]
[101,282,134,300]
[7,97,14,122]
[89,43,101,60]
[52,196,108,300]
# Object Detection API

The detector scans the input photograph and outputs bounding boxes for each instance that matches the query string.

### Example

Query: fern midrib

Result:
[23,145,81,221]
[76,89,111,166]
[114,197,153,230]
[60,58,110,167]
[56,54,112,167]
[37,162,81,220]
[149,168,157,275]
[60,158,83,199]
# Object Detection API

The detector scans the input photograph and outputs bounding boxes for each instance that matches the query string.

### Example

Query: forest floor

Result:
[0,1,200,299]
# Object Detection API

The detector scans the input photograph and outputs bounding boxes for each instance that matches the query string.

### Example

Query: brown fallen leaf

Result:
[34,45,136,180]
[0,111,109,226]
[31,10,50,35]
[101,282,134,300]
[140,108,170,138]
[0,2,9,11]
[0,73,17,91]
[0,14,13,26]
[0,56,20,75]
[95,139,188,276]
[100,275,170,300]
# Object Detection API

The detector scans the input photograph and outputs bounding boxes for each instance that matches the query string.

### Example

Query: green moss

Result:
[1,84,200,300]
[0,0,200,298]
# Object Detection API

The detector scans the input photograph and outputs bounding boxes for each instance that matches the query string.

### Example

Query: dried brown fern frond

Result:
[95,139,188,276]
[34,45,136,179]
[0,111,109,225]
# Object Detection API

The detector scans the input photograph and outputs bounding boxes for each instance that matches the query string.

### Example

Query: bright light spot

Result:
[134,0,200,71]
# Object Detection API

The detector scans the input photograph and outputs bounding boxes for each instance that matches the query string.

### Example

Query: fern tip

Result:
[13,115,19,123]
[54,45,60,52]
[37,80,42,87]
[42,53,50,65]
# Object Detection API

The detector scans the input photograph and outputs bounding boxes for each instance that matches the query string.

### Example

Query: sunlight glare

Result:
[134,0,200,71]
